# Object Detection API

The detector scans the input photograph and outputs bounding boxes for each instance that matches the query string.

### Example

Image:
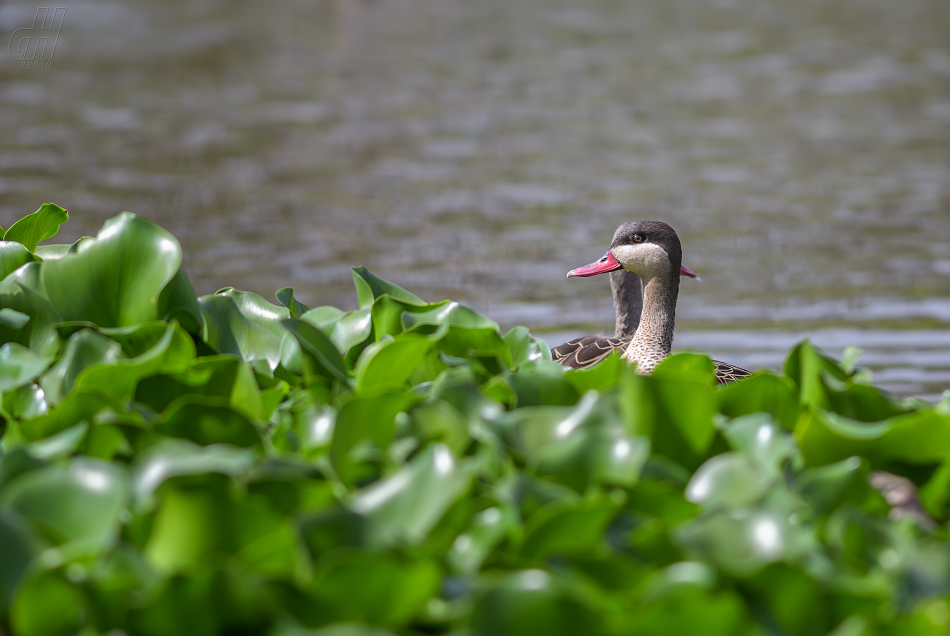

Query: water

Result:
[1,0,948,398]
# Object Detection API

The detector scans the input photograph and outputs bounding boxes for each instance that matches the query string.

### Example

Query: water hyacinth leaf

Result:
[0,262,43,295]
[43,213,182,327]
[282,318,347,381]
[406,400,470,455]
[518,498,618,560]
[402,301,499,331]
[17,388,127,441]
[448,506,516,574]
[31,244,71,261]
[200,294,285,370]
[39,328,124,404]
[310,551,440,626]
[351,444,473,546]
[470,570,601,636]
[301,306,346,332]
[354,334,433,393]
[0,509,39,615]
[133,439,256,507]
[652,352,717,384]
[1,383,48,421]
[10,570,85,636]
[330,394,415,484]
[157,268,204,334]
[798,457,869,515]
[0,342,53,392]
[621,373,717,462]
[504,326,551,369]
[351,265,424,308]
[640,561,718,601]
[1,458,128,553]
[134,355,261,420]
[0,285,60,355]
[795,407,950,467]
[331,308,373,357]
[143,478,233,574]
[0,242,39,280]
[675,510,790,577]
[156,396,262,448]
[74,321,196,403]
[718,373,800,431]
[216,288,291,338]
[722,413,799,473]
[508,372,579,407]
[2,203,68,252]
[685,453,773,508]
[0,307,30,329]
[533,426,650,492]
[563,352,625,394]
[433,325,512,371]
[276,287,311,318]
[371,296,440,339]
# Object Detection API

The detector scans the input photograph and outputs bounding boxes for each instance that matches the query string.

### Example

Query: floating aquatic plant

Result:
[0,204,948,636]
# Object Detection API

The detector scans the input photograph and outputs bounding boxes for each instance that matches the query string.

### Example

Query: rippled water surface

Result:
[1,0,949,397]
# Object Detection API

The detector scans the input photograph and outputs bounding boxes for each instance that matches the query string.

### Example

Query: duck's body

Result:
[554,221,751,385]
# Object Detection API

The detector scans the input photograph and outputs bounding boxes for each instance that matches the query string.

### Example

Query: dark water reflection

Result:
[1,0,948,397]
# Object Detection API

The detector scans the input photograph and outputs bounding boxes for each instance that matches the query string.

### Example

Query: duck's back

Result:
[553,334,752,384]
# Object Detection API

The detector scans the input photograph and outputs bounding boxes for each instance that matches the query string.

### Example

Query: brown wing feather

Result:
[552,335,630,369]
[553,335,753,383]
[712,360,753,385]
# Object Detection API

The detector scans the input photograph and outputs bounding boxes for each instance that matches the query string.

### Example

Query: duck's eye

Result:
[632,234,643,243]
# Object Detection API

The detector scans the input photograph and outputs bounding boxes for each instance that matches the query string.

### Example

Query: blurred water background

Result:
[1,0,948,398]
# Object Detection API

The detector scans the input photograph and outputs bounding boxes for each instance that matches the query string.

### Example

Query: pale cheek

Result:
[613,244,670,277]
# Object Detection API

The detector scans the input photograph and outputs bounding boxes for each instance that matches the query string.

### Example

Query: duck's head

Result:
[567,221,697,280]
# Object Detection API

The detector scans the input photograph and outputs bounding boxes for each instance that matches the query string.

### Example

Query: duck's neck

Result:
[623,272,678,374]
[609,269,642,339]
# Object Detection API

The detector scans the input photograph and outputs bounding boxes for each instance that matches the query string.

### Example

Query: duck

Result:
[552,221,752,385]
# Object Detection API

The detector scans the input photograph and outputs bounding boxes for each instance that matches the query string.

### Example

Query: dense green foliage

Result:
[1,205,949,636]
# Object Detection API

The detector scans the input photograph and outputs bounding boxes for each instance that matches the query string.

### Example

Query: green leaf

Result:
[620,372,717,466]
[309,551,440,626]
[718,372,800,431]
[158,268,204,334]
[351,444,473,546]
[504,326,551,369]
[0,284,60,355]
[330,394,415,483]
[133,439,256,507]
[276,287,311,318]
[39,328,124,404]
[43,213,182,327]
[10,570,85,636]
[135,355,262,420]
[351,266,424,308]
[354,334,433,393]
[3,203,68,252]
[0,242,39,280]
[17,388,127,441]
[795,407,950,467]
[0,343,53,392]
[73,321,196,403]
[0,508,40,610]
[1,458,128,554]
[200,294,284,370]
[470,570,601,636]
[685,452,773,508]
[156,396,262,448]
[282,318,348,381]
[519,498,619,560]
